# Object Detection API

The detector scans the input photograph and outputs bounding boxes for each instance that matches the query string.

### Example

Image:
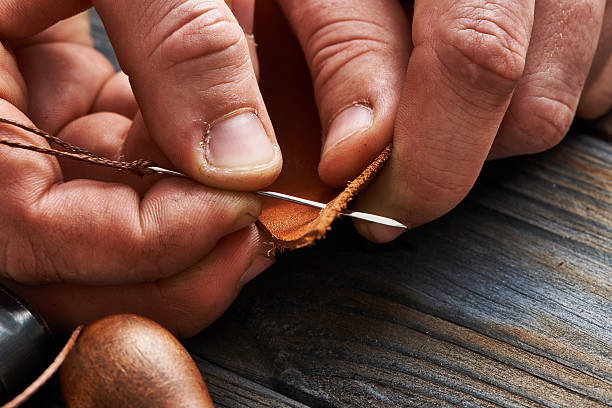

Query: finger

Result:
[232,0,253,34]
[15,42,114,133]
[276,0,410,187]
[0,0,90,39]
[8,10,93,48]
[356,0,534,242]
[92,72,139,119]
[0,96,262,285]
[232,0,259,81]
[92,0,281,190]
[0,100,59,189]
[0,40,27,111]
[4,177,263,285]
[231,0,259,79]
[57,112,170,194]
[579,1,612,120]
[4,226,274,337]
[489,0,606,158]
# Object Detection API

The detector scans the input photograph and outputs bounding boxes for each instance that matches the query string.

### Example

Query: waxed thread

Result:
[0,118,158,176]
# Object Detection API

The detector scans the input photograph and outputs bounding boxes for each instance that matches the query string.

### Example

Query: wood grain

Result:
[187,131,612,407]
[194,357,309,408]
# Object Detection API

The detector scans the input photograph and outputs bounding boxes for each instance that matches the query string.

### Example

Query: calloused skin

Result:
[1,0,611,337]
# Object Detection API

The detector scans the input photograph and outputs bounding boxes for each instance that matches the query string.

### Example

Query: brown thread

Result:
[0,326,83,408]
[0,118,158,176]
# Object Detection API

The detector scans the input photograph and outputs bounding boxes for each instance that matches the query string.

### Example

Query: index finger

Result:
[356,0,535,240]
[93,0,281,190]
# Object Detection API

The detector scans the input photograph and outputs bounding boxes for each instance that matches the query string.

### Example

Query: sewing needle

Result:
[147,166,407,229]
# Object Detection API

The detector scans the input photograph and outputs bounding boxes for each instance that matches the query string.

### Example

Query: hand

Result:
[0,1,276,337]
[265,0,611,241]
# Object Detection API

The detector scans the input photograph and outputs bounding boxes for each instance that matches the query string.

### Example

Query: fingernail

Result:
[231,0,254,34]
[206,112,276,169]
[366,223,405,243]
[323,104,373,156]
[238,255,275,288]
[227,213,257,235]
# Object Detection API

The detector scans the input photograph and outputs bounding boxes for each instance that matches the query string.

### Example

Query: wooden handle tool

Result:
[60,314,214,408]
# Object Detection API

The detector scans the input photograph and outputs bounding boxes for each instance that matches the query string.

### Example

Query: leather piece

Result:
[258,146,391,250]
[255,1,391,251]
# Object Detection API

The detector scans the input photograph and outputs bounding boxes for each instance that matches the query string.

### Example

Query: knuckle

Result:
[148,1,248,71]
[509,96,575,153]
[433,3,529,91]
[303,18,393,92]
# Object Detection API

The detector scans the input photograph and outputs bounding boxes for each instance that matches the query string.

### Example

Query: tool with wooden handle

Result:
[60,314,214,408]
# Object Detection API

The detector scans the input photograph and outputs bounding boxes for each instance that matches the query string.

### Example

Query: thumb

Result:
[92,0,281,190]
[276,0,411,187]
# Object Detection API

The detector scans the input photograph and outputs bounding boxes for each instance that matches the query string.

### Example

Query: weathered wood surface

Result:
[196,357,309,408]
[185,130,611,408]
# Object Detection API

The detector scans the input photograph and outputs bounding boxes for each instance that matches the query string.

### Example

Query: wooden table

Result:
[26,11,612,407]
[182,129,611,408]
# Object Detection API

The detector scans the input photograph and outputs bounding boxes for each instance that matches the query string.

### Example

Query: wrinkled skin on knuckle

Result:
[147,1,248,71]
[282,0,408,117]
[305,19,393,94]
[506,94,574,154]
[431,1,530,93]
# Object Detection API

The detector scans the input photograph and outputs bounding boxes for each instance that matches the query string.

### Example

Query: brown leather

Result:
[60,314,214,408]
[255,1,391,252]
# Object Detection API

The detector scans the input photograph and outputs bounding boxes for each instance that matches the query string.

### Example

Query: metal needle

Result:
[146,166,407,229]
[255,191,407,228]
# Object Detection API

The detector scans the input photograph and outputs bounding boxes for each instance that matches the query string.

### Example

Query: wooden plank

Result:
[193,356,309,408]
[187,131,612,407]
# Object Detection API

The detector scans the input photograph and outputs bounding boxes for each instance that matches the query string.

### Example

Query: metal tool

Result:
[147,166,407,229]
[0,284,56,403]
